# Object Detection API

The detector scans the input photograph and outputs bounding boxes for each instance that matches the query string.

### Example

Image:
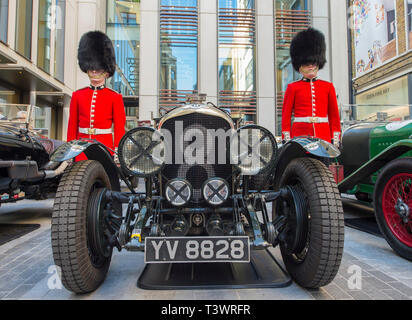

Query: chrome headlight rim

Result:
[202,177,230,206]
[165,178,193,207]
[232,124,278,176]
[118,126,165,177]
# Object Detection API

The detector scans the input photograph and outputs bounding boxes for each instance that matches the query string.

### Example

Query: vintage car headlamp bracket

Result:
[231,124,278,176]
[118,127,166,177]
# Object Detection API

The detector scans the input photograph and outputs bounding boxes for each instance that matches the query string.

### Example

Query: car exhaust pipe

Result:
[43,161,69,179]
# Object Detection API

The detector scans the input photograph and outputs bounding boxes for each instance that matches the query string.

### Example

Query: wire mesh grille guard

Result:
[161,113,232,204]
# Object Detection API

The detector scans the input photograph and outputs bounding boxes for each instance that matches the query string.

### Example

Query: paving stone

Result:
[347,290,372,300]
[307,288,334,300]
[236,289,283,300]
[387,282,412,297]
[3,284,35,299]
[322,283,353,300]
[23,272,48,285]
[381,289,410,300]
[194,290,240,300]
[368,270,398,283]
[363,276,392,290]
[0,279,24,292]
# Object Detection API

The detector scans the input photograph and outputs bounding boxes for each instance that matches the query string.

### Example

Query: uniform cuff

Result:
[283,131,291,141]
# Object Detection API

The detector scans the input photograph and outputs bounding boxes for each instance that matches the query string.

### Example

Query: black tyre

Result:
[51,160,113,293]
[374,158,412,261]
[276,157,344,288]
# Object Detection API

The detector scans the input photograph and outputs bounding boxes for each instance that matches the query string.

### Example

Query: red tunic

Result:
[281,78,341,143]
[67,85,126,159]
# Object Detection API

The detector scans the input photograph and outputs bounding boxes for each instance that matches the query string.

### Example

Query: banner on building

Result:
[352,0,397,77]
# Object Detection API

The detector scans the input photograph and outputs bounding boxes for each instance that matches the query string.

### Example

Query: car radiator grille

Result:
[161,113,233,204]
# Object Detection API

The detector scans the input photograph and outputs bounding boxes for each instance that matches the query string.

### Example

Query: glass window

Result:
[274,0,311,135]
[218,0,256,123]
[15,0,33,59]
[159,0,198,114]
[38,0,52,72]
[407,0,412,50]
[0,0,8,43]
[54,0,65,82]
[107,0,140,97]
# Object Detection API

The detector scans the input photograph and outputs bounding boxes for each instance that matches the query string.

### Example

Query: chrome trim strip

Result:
[157,104,235,129]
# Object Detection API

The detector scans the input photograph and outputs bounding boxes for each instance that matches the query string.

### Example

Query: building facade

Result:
[0,0,349,141]
[348,0,412,123]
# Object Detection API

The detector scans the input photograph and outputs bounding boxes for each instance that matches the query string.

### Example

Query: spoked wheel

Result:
[51,160,115,294]
[374,158,412,261]
[274,157,344,288]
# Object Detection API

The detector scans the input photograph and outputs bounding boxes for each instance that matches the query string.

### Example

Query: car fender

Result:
[338,139,412,193]
[50,139,121,191]
[273,137,340,185]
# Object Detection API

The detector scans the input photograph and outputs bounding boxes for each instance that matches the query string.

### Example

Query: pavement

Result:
[0,197,411,300]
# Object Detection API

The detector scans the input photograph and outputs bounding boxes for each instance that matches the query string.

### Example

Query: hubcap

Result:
[382,173,412,247]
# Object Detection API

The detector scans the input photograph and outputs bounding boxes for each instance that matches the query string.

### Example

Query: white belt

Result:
[294,117,328,123]
[79,127,113,135]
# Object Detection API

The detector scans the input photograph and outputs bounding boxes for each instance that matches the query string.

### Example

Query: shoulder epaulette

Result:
[106,87,120,94]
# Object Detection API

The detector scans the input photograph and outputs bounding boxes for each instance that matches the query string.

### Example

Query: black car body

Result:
[50,95,345,294]
[0,105,66,204]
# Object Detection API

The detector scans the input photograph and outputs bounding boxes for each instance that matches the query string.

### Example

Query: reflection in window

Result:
[15,0,33,59]
[408,0,412,50]
[218,0,256,123]
[0,0,8,43]
[274,0,311,135]
[38,0,52,72]
[107,0,140,97]
[159,0,198,114]
[54,0,66,82]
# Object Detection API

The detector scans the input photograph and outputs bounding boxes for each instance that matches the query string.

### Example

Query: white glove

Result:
[114,148,120,165]
[283,131,291,143]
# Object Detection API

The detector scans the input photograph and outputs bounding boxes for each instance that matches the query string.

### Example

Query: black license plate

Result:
[144,236,250,263]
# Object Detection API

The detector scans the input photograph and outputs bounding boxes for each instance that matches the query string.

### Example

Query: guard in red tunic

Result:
[281,28,341,147]
[67,31,126,160]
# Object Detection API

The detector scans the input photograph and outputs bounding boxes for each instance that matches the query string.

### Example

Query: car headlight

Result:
[165,179,192,207]
[118,127,165,176]
[231,125,277,175]
[202,177,229,206]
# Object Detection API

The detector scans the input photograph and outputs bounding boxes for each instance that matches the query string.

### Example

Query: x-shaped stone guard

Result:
[206,182,226,202]
[127,134,163,167]
[237,132,268,167]
[168,183,190,203]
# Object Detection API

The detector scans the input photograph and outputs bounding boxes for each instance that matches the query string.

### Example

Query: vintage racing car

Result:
[338,105,412,261]
[0,104,67,205]
[50,94,344,293]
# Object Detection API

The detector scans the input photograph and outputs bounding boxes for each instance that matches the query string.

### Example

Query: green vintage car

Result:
[338,104,412,261]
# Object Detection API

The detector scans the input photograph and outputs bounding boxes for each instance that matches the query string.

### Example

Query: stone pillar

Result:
[139,0,159,122]
[329,0,350,106]
[75,0,105,89]
[199,0,218,105]
[311,0,331,81]
[256,0,276,135]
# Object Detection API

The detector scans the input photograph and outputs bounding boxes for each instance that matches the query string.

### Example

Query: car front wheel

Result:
[374,157,412,261]
[276,157,345,288]
[51,160,114,293]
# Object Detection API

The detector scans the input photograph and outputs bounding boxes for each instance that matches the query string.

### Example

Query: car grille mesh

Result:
[161,113,232,204]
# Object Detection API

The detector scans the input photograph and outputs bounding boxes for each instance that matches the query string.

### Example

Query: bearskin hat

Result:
[290,28,326,72]
[77,31,116,77]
